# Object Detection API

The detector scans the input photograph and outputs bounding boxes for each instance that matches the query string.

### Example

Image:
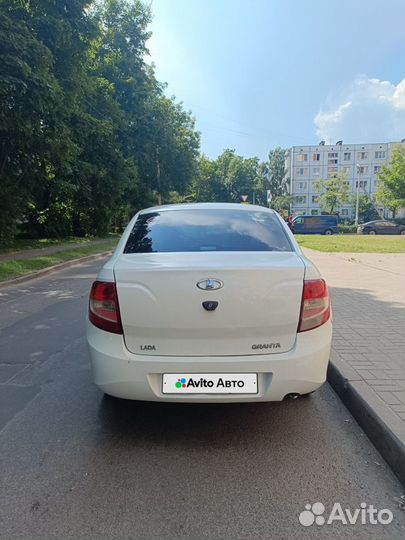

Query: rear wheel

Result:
[324,229,333,235]
[400,230,405,235]
[368,230,376,235]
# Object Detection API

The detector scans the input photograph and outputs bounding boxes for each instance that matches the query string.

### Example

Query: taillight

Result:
[298,279,330,332]
[89,281,123,334]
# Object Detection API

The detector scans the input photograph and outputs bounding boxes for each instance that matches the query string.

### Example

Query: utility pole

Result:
[289,148,293,215]
[266,190,272,208]
[156,145,162,205]
[354,163,361,226]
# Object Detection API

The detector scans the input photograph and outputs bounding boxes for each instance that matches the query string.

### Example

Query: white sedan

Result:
[86,203,332,402]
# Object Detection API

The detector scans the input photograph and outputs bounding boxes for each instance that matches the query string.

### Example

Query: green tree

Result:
[314,171,350,214]
[222,152,261,202]
[351,194,380,223]
[271,195,292,215]
[267,147,288,197]
[145,96,200,204]
[92,0,199,207]
[192,151,277,205]
[0,0,201,244]
[27,0,99,237]
[255,147,288,206]
[0,0,105,239]
[376,146,405,218]
[0,6,61,243]
[191,155,228,202]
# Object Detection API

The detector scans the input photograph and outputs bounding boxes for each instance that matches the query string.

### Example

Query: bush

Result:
[338,224,357,234]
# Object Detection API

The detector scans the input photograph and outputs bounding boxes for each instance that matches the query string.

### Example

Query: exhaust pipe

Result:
[285,393,301,400]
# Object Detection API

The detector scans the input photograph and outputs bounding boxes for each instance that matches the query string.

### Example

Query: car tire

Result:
[368,230,376,235]
[324,229,333,235]
[400,230,405,235]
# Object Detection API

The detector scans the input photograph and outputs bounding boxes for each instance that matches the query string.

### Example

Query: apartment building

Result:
[286,140,405,218]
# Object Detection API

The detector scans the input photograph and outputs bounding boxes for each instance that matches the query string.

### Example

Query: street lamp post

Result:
[354,163,361,226]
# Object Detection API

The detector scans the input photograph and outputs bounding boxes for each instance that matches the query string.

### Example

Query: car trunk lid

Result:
[114,252,305,356]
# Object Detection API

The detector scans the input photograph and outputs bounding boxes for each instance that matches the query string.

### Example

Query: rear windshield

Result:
[124,209,293,253]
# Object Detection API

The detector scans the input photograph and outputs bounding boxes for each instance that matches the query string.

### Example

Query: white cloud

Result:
[314,76,405,143]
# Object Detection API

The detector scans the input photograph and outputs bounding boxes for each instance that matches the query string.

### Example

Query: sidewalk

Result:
[0,238,113,263]
[303,248,405,482]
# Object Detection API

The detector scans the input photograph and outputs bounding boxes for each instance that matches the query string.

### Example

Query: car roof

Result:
[138,202,278,215]
[364,220,385,224]
[295,214,337,218]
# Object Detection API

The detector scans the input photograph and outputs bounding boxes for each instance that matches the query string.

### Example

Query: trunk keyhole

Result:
[202,301,218,311]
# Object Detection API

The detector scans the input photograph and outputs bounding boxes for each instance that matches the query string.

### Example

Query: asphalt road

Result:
[0,259,404,540]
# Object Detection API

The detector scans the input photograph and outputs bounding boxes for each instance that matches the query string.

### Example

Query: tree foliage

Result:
[254,147,288,207]
[376,146,405,217]
[191,150,266,204]
[0,5,62,243]
[191,148,289,208]
[349,194,380,223]
[0,0,199,244]
[314,171,350,214]
[0,0,292,246]
[271,195,292,215]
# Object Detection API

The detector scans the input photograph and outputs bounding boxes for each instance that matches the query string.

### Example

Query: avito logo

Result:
[298,502,393,527]
[175,376,245,389]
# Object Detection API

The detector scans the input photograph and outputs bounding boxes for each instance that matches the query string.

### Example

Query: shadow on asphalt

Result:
[96,391,326,450]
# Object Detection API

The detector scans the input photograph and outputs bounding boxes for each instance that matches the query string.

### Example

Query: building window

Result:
[312,153,320,161]
[297,181,307,190]
[310,209,319,216]
[374,165,381,174]
[357,166,368,174]
[375,151,386,159]
[327,166,338,177]
[357,151,368,160]
[343,152,351,161]
[294,195,306,204]
[341,209,349,216]
[311,195,319,203]
[297,153,308,161]
[312,167,320,176]
[328,152,338,158]
[328,158,338,165]
[355,180,368,188]
[296,167,307,176]
[342,166,351,173]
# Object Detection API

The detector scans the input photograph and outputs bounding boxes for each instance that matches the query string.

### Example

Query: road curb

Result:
[0,251,112,289]
[327,356,405,486]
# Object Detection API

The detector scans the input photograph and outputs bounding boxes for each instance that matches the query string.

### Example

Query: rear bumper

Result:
[86,320,332,402]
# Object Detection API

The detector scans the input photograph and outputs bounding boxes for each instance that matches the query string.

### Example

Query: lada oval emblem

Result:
[196,278,223,291]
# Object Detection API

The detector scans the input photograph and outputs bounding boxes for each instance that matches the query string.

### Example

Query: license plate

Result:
[162,373,258,394]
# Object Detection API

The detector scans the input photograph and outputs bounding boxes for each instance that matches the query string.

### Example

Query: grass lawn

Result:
[0,235,116,254]
[295,234,405,253]
[0,240,118,282]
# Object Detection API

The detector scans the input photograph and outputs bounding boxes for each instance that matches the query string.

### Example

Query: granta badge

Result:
[252,343,281,350]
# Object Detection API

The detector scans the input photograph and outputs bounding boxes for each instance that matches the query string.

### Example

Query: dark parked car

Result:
[357,220,405,235]
[292,215,338,235]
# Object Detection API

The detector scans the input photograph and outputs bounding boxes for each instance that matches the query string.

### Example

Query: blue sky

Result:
[148,0,405,159]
